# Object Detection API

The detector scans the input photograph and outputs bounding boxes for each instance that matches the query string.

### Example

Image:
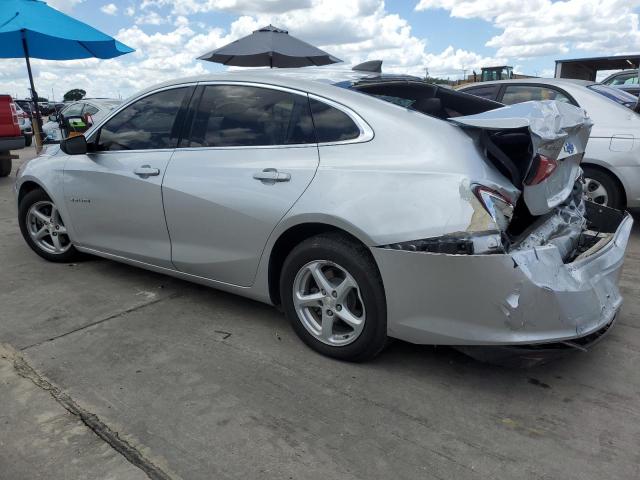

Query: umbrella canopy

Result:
[0,0,134,147]
[198,25,341,68]
[0,0,133,59]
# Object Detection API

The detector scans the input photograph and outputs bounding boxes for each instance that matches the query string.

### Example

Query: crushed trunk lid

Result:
[450,100,593,216]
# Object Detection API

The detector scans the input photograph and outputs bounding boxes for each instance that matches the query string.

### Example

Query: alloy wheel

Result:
[292,260,366,346]
[26,201,72,254]
[583,177,609,206]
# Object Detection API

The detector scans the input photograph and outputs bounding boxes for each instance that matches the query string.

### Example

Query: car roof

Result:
[459,78,596,88]
[124,67,427,102]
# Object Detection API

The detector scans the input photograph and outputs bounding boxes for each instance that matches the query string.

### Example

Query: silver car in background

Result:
[15,69,632,362]
[42,98,121,143]
[460,78,640,210]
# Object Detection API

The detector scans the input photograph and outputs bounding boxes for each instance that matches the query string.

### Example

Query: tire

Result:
[18,189,80,263]
[24,134,32,147]
[0,158,11,177]
[582,166,624,210]
[280,233,387,362]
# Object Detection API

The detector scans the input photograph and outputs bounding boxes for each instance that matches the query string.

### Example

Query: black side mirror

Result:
[60,135,88,155]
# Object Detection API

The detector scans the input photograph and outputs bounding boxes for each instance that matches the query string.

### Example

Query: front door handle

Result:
[253,168,291,184]
[134,165,161,178]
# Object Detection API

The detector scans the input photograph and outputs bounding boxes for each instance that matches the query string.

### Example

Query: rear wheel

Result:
[582,166,623,210]
[280,233,387,362]
[18,189,80,262]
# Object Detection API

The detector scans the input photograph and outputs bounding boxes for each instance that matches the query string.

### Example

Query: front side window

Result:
[501,86,572,105]
[588,84,638,108]
[309,98,360,143]
[183,85,315,148]
[62,103,83,117]
[97,88,188,151]
[462,85,498,100]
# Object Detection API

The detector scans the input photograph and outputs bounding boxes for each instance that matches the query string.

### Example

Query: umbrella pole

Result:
[21,30,43,151]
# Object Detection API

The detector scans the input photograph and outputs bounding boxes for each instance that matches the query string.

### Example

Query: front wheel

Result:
[18,189,80,262]
[280,233,387,362]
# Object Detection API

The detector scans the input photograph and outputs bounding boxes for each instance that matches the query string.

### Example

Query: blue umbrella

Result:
[0,0,134,144]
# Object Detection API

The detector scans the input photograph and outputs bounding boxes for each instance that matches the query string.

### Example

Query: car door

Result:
[162,83,320,286]
[63,86,193,267]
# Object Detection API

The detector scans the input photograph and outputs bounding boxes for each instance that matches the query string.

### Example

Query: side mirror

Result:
[60,135,87,155]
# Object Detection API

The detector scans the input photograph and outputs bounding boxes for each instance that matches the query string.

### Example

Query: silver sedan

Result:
[15,69,633,362]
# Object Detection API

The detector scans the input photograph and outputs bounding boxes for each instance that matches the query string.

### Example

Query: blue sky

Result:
[3,0,640,99]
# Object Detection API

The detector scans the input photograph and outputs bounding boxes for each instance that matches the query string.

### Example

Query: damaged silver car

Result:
[15,68,633,362]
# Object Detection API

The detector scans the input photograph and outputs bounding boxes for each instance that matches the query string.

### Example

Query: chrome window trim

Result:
[85,80,374,152]
[307,92,374,146]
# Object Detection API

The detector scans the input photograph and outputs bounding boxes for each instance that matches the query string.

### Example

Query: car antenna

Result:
[352,60,382,73]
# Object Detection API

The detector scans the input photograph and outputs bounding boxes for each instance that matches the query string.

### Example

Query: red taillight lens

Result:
[9,102,19,127]
[525,154,557,186]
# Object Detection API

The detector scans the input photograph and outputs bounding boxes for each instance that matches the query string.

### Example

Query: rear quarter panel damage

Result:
[372,209,632,346]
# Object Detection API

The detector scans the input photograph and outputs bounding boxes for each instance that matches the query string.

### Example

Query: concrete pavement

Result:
[1,147,639,479]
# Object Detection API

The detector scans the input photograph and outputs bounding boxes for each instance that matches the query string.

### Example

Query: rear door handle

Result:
[253,168,291,183]
[134,165,161,177]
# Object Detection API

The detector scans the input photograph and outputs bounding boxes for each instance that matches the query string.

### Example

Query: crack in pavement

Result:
[20,293,180,351]
[9,345,177,480]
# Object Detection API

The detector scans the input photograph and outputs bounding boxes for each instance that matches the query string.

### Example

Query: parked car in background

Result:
[459,79,640,209]
[15,99,35,118]
[0,95,25,177]
[15,103,33,146]
[15,70,632,363]
[601,70,640,97]
[43,98,121,143]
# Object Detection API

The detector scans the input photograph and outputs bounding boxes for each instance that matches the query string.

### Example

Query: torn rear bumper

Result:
[372,207,633,346]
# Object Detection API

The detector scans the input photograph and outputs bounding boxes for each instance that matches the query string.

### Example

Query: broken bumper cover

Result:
[372,210,633,346]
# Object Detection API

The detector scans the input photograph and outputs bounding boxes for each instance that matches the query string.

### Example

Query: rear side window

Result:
[309,98,360,143]
[501,85,572,105]
[98,87,188,151]
[183,85,315,147]
[83,104,99,116]
[605,73,639,86]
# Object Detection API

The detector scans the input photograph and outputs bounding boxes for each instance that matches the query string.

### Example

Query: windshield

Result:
[588,84,638,108]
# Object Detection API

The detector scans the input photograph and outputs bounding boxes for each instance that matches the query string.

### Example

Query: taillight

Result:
[525,154,557,185]
[9,102,19,127]
[473,185,514,231]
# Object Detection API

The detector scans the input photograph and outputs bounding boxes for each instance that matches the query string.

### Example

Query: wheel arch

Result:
[267,221,378,306]
[582,162,627,208]
[18,180,48,205]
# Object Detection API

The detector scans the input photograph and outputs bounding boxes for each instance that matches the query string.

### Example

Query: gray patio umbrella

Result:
[198,25,342,68]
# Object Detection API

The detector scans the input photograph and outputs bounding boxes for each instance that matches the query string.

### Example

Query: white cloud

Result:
[3,0,505,100]
[46,0,84,12]
[125,6,136,16]
[416,0,640,59]
[100,3,118,15]
[135,11,169,25]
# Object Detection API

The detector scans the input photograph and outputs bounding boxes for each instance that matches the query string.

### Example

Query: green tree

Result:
[63,89,86,101]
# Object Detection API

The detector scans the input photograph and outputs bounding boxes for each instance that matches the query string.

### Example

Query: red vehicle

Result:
[0,95,25,177]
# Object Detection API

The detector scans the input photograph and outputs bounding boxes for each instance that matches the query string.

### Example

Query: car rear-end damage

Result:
[370,99,633,353]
